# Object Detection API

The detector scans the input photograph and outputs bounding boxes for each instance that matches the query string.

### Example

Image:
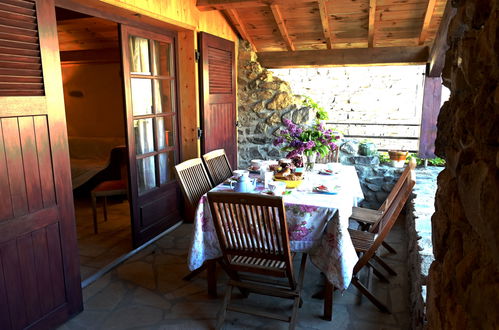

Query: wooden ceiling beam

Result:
[318,0,332,49]
[419,0,437,45]
[196,0,316,11]
[427,1,457,77]
[222,9,257,51]
[269,4,295,51]
[368,0,376,47]
[257,46,429,68]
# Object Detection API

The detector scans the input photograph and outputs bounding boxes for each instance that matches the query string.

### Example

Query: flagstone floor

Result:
[60,214,411,330]
[74,196,132,281]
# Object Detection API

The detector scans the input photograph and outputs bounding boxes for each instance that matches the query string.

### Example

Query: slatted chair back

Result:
[353,170,415,275]
[175,158,213,209]
[202,149,233,186]
[317,146,340,164]
[207,192,296,288]
[378,157,416,214]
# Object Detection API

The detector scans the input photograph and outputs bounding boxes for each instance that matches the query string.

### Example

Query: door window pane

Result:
[129,36,151,74]
[137,156,156,194]
[154,79,175,114]
[131,78,153,115]
[134,118,155,155]
[157,116,175,150]
[153,41,172,76]
[158,151,175,184]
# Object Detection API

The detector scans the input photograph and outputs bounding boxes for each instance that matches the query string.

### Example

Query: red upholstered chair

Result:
[91,180,127,234]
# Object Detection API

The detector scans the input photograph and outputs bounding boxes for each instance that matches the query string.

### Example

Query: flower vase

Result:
[305,153,317,171]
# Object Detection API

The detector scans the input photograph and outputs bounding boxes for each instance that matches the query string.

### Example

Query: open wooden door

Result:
[0,0,82,328]
[199,32,237,169]
[120,25,182,248]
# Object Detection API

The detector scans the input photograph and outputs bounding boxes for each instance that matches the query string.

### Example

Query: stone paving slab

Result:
[59,221,411,330]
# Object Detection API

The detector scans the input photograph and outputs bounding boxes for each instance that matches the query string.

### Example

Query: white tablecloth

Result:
[187,164,364,290]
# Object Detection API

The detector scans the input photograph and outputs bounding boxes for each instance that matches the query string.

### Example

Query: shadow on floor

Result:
[61,219,410,329]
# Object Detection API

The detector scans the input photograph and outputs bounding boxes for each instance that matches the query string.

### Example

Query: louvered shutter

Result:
[0,0,44,96]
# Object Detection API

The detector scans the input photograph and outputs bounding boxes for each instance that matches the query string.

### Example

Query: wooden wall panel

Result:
[0,115,56,221]
[33,116,56,208]
[18,117,44,213]
[0,222,67,330]
[1,118,28,218]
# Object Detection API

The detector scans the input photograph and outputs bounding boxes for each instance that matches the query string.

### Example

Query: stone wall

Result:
[237,41,317,168]
[427,1,499,329]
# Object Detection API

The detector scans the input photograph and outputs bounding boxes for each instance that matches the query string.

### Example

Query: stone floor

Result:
[74,196,132,281]
[60,217,411,329]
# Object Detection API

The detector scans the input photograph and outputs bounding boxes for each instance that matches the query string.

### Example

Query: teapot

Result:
[231,172,256,192]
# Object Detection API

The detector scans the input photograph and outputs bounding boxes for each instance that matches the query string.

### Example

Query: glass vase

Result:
[305,153,317,171]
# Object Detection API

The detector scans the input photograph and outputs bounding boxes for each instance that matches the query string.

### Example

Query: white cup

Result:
[268,181,286,195]
[233,170,249,178]
[250,159,263,170]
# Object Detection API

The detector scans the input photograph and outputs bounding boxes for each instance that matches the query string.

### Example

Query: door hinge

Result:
[235,121,240,127]
[197,127,203,139]
[195,50,200,63]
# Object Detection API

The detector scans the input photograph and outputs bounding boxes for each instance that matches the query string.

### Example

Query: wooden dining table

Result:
[187,164,364,319]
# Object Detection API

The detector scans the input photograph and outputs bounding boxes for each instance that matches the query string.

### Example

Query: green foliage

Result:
[375,152,447,167]
[377,151,391,164]
[302,96,329,121]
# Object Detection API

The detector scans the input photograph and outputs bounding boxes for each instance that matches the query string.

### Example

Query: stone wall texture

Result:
[237,41,317,168]
[427,1,499,329]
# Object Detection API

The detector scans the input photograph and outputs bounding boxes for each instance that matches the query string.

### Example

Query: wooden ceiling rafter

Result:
[258,46,429,68]
[222,8,257,51]
[270,4,295,51]
[368,0,376,47]
[318,0,333,49]
[419,0,437,45]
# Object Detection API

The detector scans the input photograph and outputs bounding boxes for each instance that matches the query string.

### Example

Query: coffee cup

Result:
[250,159,263,170]
[233,170,249,178]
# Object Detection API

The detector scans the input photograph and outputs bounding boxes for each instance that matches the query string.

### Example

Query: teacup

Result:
[233,170,249,178]
[250,159,263,170]
[268,181,286,195]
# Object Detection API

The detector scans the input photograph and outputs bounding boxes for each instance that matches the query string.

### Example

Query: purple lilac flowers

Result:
[273,119,339,158]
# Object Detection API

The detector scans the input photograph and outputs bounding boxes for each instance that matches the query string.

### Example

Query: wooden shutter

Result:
[419,76,442,159]
[199,32,237,169]
[0,0,44,96]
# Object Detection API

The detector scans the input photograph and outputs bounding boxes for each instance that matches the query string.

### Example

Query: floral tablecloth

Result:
[187,164,364,290]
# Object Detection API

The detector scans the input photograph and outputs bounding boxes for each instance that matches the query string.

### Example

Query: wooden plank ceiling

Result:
[197,0,448,68]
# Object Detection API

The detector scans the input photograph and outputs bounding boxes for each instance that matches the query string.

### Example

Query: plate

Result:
[247,167,261,174]
[318,169,334,175]
[313,185,339,195]
[260,189,276,196]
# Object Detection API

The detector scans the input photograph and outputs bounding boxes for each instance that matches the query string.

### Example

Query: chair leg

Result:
[216,285,233,330]
[351,276,390,313]
[103,196,108,222]
[207,259,217,298]
[91,192,98,234]
[289,295,300,330]
[382,241,397,254]
[373,255,397,276]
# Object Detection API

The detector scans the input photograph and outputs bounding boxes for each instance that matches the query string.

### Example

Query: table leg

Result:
[207,259,217,298]
[324,280,334,321]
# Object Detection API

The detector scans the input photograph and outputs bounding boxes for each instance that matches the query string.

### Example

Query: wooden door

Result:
[120,25,182,248]
[0,0,82,329]
[199,32,237,169]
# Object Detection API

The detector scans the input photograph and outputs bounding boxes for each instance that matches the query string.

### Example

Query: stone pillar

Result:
[427,1,499,329]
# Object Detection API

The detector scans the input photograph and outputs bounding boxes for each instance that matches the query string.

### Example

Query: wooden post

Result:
[418,76,442,159]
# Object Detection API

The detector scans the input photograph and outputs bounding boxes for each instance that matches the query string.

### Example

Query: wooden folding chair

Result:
[351,158,417,254]
[174,158,216,286]
[346,170,415,313]
[207,192,307,330]
[202,149,233,186]
[317,146,339,164]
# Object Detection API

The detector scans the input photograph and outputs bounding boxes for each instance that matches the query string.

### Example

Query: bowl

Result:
[273,178,303,189]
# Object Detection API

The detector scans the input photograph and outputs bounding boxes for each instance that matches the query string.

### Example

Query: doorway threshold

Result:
[81,221,183,288]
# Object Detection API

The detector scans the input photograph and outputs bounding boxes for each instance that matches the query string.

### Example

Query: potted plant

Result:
[388,150,409,167]
[273,119,339,170]
[358,139,377,156]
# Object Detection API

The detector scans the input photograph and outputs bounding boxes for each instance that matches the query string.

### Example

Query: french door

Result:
[120,25,181,248]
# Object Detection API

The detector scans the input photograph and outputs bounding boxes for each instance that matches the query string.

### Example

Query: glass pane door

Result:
[128,35,177,195]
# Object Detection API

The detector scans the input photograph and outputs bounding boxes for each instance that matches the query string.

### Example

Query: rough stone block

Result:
[365,176,384,185]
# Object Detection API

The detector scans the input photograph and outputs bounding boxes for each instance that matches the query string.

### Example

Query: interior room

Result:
[55,7,131,281]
